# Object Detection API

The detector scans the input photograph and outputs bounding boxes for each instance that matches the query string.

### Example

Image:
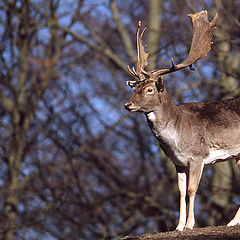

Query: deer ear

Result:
[126,80,138,89]
[155,76,164,92]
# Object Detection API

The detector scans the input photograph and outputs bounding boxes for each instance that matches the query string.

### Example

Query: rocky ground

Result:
[119,225,240,240]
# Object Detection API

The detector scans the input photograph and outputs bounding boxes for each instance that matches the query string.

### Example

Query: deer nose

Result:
[124,102,132,110]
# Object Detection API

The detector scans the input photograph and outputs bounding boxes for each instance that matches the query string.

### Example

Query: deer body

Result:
[127,79,240,230]
[125,11,240,230]
[146,94,240,167]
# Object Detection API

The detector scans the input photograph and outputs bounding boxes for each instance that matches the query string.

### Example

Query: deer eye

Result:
[147,88,153,93]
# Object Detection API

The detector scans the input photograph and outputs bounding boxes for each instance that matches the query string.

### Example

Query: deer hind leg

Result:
[185,161,204,230]
[176,166,188,231]
[227,159,240,227]
[228,207,240,227]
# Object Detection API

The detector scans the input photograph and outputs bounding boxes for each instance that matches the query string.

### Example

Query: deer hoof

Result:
[185,222,194,230]
[176,224,185,231]
[227,219,240,227]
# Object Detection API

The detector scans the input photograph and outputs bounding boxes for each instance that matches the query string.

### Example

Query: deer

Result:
[124,10,240,231]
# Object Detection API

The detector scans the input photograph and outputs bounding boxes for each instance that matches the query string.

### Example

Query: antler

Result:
[127,10,218,83]
[151,10,218,77]
[127,21,150,81]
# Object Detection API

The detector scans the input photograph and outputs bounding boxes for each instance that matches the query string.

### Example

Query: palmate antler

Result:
[127,21,150,82]
[127,10,218,85]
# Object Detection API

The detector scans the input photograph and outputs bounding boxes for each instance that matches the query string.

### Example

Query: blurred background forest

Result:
[0,0,240,239]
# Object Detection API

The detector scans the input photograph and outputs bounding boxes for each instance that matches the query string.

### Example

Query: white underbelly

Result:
[204,149,239,165]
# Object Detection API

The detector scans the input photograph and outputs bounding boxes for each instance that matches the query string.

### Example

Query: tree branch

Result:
[110,0,136,63]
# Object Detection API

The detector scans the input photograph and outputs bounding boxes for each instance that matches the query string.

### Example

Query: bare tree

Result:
[0,0,63,238]
[0,0,239,239]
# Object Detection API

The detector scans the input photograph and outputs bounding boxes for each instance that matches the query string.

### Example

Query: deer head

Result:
[125,10,218,113]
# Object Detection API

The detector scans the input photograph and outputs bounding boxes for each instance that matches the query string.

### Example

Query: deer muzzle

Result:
[124,102,140,112]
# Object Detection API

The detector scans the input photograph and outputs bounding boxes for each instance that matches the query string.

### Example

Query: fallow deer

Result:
[125,10,240,231]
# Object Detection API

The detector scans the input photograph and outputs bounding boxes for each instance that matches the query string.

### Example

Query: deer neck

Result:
[145,91,180,140]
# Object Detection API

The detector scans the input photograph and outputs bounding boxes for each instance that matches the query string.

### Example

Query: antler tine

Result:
[171,58,176,69]
[140,26,147,39]
[132,67,138,75]
[127,65,138,76]
[136,21,150,76]
[152,10,218,77]
[140,67,150,78]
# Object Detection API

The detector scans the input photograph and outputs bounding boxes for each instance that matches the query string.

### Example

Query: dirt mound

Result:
[119,225,240,240]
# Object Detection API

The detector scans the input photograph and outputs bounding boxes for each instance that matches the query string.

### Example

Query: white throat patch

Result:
[146,112,157,122]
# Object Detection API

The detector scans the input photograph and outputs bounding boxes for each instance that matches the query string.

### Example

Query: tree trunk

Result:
[4,130,24,239]
[148,0,164,70]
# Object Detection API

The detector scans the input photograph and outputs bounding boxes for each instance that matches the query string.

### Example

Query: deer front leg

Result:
[185,161,204,230]
[176,166,188,231]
